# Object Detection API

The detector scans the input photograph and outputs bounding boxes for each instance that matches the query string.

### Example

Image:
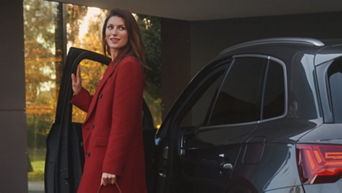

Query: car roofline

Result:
[220,37,325,55]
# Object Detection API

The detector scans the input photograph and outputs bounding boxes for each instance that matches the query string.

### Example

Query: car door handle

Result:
[220,162,233,170]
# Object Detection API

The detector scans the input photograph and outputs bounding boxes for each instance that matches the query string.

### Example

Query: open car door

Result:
[44,47,156,193]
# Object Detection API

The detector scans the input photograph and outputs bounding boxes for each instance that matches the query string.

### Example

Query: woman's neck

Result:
[110,49,119,61]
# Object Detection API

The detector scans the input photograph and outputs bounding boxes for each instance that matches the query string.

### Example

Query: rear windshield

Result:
[327,58,342,122]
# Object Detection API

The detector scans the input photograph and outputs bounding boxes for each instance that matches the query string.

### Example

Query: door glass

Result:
[209,57,266,125]
[263,60,285,119]
[179,65,227,128]
[175,63,227,193]
[327,58,342,122]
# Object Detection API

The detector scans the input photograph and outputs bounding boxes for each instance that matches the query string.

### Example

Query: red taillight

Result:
[296,144,342,184]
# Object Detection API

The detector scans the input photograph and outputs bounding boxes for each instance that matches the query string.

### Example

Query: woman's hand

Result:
[101,172,116,186]
[71,65,82,95]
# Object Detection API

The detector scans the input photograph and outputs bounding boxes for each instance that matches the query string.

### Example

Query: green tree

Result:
[137,15,162,127]
[66,4,88,46]
[24,1,91,181]
[24,0,57,105]
[24,0,58,151]
[24,0,59,181]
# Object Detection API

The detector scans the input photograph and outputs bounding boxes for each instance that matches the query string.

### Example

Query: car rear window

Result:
[327,58,342,122]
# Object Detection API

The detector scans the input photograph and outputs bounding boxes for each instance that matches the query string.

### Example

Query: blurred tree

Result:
[24,0,57,105]
[68,8,108,122]
[66,5,88,45]
[137,15,162,127]
[24,0,58,152]
[24,1,89,149]
[24,1,162,153]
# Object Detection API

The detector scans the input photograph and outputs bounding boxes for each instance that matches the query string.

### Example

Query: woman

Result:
[70,9,147,193]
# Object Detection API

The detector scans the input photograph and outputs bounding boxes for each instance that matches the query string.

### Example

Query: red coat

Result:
[71,56,147,193]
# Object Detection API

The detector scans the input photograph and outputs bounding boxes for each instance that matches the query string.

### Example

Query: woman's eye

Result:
[107,25,113,30]
[119,26,126,31]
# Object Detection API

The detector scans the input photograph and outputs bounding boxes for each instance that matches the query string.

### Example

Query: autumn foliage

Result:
[24,0,161,151]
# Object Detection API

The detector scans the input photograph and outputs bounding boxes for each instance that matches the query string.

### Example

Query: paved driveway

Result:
[28,181,44,193]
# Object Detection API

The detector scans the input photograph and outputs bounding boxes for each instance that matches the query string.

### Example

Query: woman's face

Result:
[105,16,128,55]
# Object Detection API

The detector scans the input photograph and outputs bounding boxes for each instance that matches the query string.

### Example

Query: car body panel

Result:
[178,124,256,193]
[303,178,342,193]
[298,124,342,144]
[232,143,301,192]
[156,38,342,193]
[264,185,304,193]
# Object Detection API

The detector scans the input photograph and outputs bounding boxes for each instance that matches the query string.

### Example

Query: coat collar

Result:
[84,61,117,123]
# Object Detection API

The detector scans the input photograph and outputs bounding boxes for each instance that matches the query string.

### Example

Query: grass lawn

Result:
[28,160,45,181]
[28,148,46,181]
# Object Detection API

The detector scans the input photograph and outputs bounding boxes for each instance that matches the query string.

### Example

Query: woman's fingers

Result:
[101,173,116,186]
[71,73,75,83]
[110,176,116,184]
[75,65,81,85]
[76,65,81,80]
[71,65,82,94]
[101,178,109,186]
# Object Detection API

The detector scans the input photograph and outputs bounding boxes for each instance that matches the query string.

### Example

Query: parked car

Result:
[45,38,342,193]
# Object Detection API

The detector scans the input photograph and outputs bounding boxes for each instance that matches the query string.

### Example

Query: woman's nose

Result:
[111,27,118,35]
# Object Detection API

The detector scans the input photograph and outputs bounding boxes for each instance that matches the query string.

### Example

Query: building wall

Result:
[0,1,27,193]
[161,11,342,116]
[161,19,191,118]
[190,11,342,75]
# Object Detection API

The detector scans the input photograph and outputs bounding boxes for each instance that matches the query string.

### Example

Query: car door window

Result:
[179,63,228,128]
[208,57,267,125]
[262,60,285,119]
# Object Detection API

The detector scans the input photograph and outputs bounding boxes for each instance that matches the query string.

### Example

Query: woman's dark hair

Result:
[102,9,145,65]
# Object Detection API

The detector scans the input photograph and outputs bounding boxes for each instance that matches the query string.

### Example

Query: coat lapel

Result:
[84,63,117,124]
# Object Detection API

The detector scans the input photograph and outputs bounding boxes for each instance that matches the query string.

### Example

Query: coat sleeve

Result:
[102,58,143,175]
[70,87,93,112]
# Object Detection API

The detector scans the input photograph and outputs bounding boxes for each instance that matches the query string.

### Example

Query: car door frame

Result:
[225,54,289,193]
[153,57,233,193]
[156,54,282,193]
[178,54,271,193]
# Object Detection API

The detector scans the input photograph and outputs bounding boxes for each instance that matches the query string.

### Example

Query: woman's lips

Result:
[110,38,120,43]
